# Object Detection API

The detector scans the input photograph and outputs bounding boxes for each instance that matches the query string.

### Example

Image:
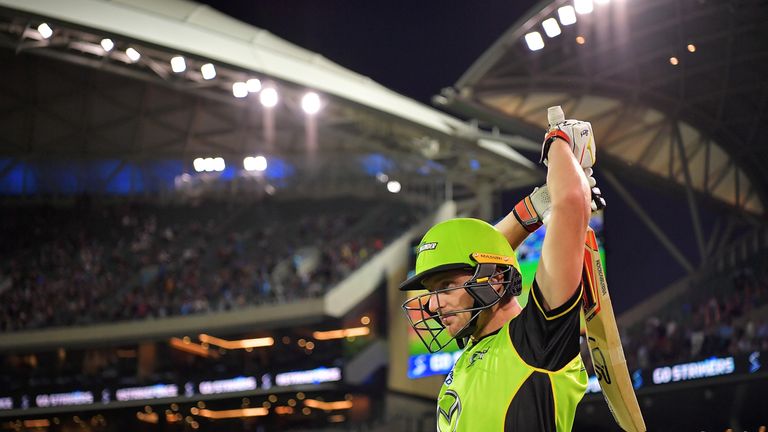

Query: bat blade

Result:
[582,227,646,432]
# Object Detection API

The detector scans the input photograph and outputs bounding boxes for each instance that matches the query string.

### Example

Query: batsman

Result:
[401,107,644,431]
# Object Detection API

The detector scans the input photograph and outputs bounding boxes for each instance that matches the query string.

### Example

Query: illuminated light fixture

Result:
[125,47,141,62]
[260,87,279,107]
[387,180,402,193]
[169,337,216,358]
[301,92,322,114]
[100,38,114,52]
[303,399,354,411]
[361,316,371,325]
[576,35,586,45]
[574,0,594,14]
[312,326,370,340]
[542,18,562,38]
[23,420,50,428]
[201,63,216,80]
[136,412,159,424]
[687,43,696,53]
[37,23,53,39]
[212,157,225,172]
[198,334,274,349]
[275,406,294,415]
[232,82,248,98]
[669,56,679,66]
[246,78,262,93]
[558,5,577,25]
[375,172,389,183]
[243,155,268,172]
[193,158,205,172]
[524,31,545,51]
[170,56,186,73]
[197,408,268,419]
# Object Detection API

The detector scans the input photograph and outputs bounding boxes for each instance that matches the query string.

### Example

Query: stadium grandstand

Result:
[0,0,766,431]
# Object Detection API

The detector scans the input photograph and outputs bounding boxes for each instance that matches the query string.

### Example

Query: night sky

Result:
[198,0,539,105]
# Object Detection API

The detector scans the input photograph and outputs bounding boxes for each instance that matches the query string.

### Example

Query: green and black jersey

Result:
[436,278,587,431]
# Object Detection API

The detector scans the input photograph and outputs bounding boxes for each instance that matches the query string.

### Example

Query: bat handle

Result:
[547,106,565,129]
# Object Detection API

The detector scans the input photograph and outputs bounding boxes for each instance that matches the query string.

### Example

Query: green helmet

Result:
[400,218,522,353]
[399,218,520,291]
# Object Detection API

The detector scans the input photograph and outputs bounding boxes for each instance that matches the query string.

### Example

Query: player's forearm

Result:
[546,139,590,220]
[494,212,531,250]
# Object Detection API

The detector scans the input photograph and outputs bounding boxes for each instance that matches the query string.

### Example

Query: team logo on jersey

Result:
[444,370,454,386]
[437,389,461,432]
[468,348,488,367]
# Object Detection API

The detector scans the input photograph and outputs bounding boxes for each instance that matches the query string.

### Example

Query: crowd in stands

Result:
[0,197,424,331]
[619,259,768,372]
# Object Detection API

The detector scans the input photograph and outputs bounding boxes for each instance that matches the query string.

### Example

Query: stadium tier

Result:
[0,198,425,332]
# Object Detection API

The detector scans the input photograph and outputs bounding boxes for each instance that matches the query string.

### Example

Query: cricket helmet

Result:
[400,218,522,353]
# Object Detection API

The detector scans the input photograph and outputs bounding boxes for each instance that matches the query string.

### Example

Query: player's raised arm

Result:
[536,109,593,310]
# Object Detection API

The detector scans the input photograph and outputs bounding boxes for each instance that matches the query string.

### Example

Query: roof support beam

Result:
[672,120,706,265]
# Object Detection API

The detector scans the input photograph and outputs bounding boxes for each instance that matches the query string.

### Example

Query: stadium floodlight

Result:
[542,18,562,38]
[558,5,577,25]
[232,82,248,98]
[243,156,268,172]
[246,78,262,93]
[301,92,321,115]
[574,0,594,14]
[201,63,216,80]
[125,48,141,62]
[259,87,279,108]
[100,38,114,52]
[524,31,545,51]
[37,23,53,39]
[387,180,401,193]
[171,56,186,73]
[213,157,225,172]
[193,158,205,172]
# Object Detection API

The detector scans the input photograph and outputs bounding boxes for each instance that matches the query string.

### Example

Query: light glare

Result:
[171,56,186,73]
[201,63,216,80]
[126,48,141,62]
[574,0,594,14]
[212,157,225,172]
[542,18,562,38]
[524,32,545,51]
[37,23,53,39]
[246,79,262,93]
[100,38,114,52]
[232,82,248,98]
[301,92,321,115]
[260,87,279,108]
[193,158,205,172]
[558,5,577,25]
[387,181,401,194]
[243,156,267,172]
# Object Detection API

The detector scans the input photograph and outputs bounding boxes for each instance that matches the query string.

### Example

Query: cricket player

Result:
[400,110,596,431]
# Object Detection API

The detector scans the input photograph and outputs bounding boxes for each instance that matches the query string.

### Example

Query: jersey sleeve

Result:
[508,276,583,371]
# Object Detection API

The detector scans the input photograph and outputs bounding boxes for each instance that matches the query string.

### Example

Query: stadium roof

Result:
[438,0,768,216]
[0,0,542,197]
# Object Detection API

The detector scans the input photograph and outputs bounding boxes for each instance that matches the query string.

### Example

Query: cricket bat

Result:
[582,227,646,432]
